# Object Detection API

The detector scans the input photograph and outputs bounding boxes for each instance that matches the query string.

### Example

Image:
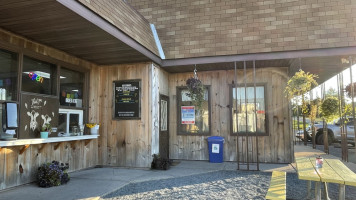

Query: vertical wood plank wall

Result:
[97,63,155,168]
[168,67,292,163]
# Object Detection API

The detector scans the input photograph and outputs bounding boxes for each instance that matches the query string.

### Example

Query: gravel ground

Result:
[102,170,356,200]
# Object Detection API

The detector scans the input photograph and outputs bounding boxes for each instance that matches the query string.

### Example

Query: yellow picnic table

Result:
[295,156,356,200]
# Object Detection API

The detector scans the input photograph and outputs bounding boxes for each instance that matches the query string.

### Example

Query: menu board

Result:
[113,80,141,119]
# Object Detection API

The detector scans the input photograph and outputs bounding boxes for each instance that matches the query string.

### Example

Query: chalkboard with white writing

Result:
[113,80,141,119]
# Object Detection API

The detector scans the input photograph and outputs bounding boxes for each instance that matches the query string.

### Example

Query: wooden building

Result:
[0,0,354,190]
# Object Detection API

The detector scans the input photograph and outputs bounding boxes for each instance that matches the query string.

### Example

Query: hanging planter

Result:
[345,82,356,98]
[320,97,339,123]
[186,67,205,109]
[285,69,318,99]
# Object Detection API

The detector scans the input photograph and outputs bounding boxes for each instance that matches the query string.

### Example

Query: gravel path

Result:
[102,170,356,200]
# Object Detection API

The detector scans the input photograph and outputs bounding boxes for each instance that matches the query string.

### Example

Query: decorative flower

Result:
[86,123,99,129]
[37,160,70,188]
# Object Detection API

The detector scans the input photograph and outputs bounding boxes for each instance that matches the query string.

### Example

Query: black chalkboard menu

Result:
[113,80,141,119]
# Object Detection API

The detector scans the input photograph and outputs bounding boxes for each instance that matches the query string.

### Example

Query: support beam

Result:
[38,143,48,153]
[84,139,91,146]
[70,140,79,149]
[19,144,30,155]
[54,143,61,150]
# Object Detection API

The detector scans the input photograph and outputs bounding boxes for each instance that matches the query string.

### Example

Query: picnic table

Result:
[295,156,356,200]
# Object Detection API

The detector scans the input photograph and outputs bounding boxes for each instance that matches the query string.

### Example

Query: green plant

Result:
[186,77,205,109]
[41,123,52,132]
[37,161,70,188]
[285,69,318,99]
[320,97,339,123]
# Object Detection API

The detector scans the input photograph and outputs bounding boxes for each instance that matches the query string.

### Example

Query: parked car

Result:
[310,117,355,145]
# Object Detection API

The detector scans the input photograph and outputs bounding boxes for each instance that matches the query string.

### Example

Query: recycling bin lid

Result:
[207,136,224,142]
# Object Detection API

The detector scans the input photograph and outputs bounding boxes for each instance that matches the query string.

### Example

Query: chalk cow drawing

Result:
[20,94,58,139]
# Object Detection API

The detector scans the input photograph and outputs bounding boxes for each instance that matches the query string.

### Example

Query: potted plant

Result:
[40,123,51,139]
[151,154,171,170]
[37,160,70,188]
[86,123,100,135]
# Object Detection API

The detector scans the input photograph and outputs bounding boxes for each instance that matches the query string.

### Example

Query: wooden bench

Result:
[265,171,286,200]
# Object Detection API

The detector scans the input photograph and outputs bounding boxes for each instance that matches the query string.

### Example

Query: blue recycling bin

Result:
[207,136,224,163]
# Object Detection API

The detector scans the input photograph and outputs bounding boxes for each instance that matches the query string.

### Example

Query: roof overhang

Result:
[162,47,356,84]
[0,0,161,65]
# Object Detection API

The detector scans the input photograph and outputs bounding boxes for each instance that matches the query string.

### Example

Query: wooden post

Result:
[339,184,345,200]
[315,181,321,200]
[307,180,312,198]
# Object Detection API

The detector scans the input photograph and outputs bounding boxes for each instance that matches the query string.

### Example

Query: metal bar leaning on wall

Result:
[234,61,240,170]
[253,60,259,170]
[244,61,249,170]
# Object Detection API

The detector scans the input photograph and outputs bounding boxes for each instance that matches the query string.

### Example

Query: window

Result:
[22,56,57,95]
[231,85,267,135]
[60,68,84,107]
[58,108,83,135]
[0,49,18,101]
[177,87,210,135]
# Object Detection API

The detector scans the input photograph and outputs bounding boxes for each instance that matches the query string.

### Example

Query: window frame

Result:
[58,108,84,134]
[21,55,58,96]
[229,83,268,136]
[176,86,211,136]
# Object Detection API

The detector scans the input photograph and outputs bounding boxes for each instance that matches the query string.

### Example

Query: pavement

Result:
[0,144,355,200]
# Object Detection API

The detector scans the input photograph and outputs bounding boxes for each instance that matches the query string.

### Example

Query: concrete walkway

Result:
[0,144,355,200]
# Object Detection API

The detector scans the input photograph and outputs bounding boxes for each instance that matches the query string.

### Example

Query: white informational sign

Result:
[181,106,195,124]
[212,144,220,153]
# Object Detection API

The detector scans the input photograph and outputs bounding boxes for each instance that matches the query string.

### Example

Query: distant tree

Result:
[325,88,338,98]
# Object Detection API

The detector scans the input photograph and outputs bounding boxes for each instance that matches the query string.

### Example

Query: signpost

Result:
[113,80,141,119]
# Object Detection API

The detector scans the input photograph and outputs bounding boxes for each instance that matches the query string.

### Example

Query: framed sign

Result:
[181,106,195,124]
[113,80,141,119]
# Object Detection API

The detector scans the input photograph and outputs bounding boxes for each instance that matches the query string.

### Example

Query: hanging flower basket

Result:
[320,97,339,123]
[186,77,205,109]
[345,82,356,98]
[285,69,318,99]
